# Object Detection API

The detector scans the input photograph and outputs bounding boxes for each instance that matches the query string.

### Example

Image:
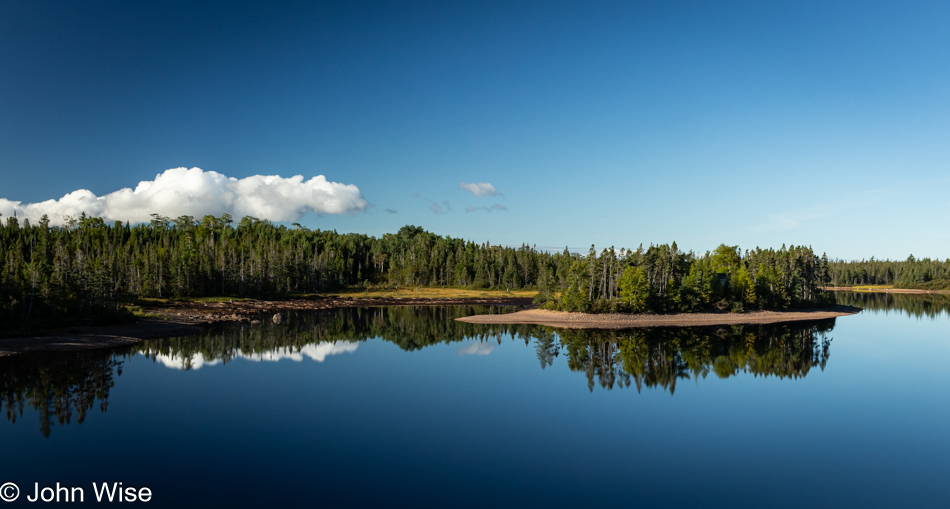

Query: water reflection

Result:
[151,341,360,370]
[457,342,496,356]
[0,349,130,437]
[556,324,833,394]
[835,291,950,319]
[1,305,838,435]
[138,306,526,367]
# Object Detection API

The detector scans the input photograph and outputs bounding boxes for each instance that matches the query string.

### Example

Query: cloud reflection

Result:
[147,341,359,370]
[457,342,495,356]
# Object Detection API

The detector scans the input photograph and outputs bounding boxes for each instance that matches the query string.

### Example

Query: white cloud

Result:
[459,182,499,197]
[0,167,368,226]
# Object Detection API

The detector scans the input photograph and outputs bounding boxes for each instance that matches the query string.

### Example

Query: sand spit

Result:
[455,305,861,329]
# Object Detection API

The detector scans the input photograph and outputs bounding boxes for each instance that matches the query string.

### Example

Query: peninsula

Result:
[456,305,861,329]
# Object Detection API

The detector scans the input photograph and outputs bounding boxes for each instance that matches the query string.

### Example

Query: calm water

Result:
[2,297,949,508]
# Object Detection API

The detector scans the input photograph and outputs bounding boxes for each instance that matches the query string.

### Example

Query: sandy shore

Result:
[455,305,861,329]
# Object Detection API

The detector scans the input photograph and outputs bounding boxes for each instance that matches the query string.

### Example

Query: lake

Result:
[2,295,949,507]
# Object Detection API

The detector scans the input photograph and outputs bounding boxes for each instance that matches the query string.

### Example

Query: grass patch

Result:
[130,296,254,305]
[851,285,894,291]
[185,296,256,303]
[121,288,537,304]
[122,303,147,317]
[318,287,538,299]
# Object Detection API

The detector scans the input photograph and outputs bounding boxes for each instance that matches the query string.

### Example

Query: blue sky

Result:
[1,0,948,260]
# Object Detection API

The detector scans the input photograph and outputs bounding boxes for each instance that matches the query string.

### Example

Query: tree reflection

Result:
[137,306,837,396]
[534,330,559,370]
[138,306,535,366]
[836,291,950,319]
[2,305,841,436]
[0,349,129,437]
[556,323,834,394]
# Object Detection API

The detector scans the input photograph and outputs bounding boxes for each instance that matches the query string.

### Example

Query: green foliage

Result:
[0,215,838,331]
[555,242,832,314]
[619,266,649,312]
[0,218,563,330]
[711,244,741,274]
[733,266,755,305]
[895,280,950,291]
[827,255,950,288]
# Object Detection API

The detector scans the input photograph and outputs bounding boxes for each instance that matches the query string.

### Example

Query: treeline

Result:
[827,256,950,290]
[547,243,833,313]
[0,213,833,331]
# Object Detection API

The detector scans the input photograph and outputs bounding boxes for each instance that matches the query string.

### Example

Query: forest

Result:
[826,256,950,290]
[0,212,844,331]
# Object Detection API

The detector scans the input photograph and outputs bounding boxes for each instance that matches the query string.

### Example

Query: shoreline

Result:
[0,297,861,357]
[0,296,532,358]
[455,305,861,329]
[0,318,204,358]
[823,287,950,295]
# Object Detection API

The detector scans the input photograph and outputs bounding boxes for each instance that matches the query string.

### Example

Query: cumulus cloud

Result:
[459,182,499,197]
[0,167,368,226]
